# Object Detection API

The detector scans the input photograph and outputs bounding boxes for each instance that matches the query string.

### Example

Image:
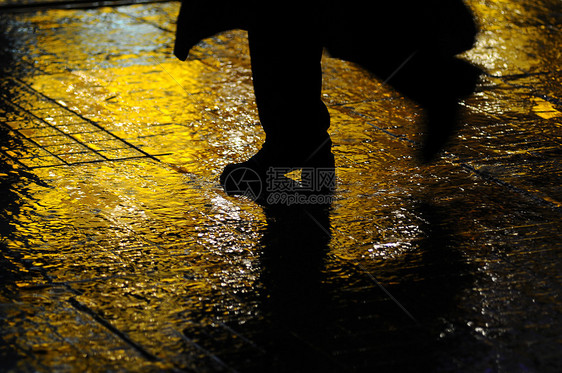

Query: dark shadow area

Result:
[404,200,478,371]
[247,196,478,372]
[0,17,32,297]
[0,25,25,370]
[254,201,337,372]
[0,20,51,370]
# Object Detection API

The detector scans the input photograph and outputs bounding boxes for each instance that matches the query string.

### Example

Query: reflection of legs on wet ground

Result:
[220,21,335,198]
[257,203,337,372]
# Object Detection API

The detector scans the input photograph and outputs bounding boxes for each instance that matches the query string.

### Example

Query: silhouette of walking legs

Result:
[220,17,334,198]
[175,1,481,193]
[248,26,331,161]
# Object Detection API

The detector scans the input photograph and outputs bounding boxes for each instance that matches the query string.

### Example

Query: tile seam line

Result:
[484,72,562,106]
[24,153,172,169]
[0,243,152,366]
[174,330,240,373]
[95,208,264,366]
[2,96,111,164]
[0,110,70,166]
[8,80,558,213]
[112,6,175,34]
[0,148,32,170]
[4,213,223,371]
[303,210,420,325]
[344,105,561,212]
[459,163,561,212]
[0,0,171,13]
[67,297,163,363]
[14,77,163,164]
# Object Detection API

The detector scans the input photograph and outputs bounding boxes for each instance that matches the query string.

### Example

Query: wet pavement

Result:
[0,0,561,372]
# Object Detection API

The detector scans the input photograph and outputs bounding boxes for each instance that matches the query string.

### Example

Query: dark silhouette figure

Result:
[254,201,336,372]
[174,0,481,194]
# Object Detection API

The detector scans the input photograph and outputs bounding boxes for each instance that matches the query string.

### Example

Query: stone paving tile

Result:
[0,0,561,372]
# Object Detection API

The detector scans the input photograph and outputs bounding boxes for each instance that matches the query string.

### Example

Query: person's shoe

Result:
[220,140,335,202]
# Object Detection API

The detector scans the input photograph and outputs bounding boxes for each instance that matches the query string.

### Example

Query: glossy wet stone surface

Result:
[0,1,561,372]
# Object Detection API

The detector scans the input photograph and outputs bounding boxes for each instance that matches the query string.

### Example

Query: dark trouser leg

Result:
[220,25,334,199]
[247,26,331,164]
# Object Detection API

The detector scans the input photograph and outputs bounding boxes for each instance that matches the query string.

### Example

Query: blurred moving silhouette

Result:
[174,0,481,195]
[325,1,481,162]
